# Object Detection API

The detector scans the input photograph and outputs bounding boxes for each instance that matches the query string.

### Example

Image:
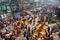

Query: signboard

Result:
[1,14,6,19]
[1,14,5,19]
[2,5,6,10]
[0,5,7,14]
[7,6,11,12]
[11,5,18,11]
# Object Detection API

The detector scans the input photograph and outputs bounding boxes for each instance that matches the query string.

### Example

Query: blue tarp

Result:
[13,12,22,19]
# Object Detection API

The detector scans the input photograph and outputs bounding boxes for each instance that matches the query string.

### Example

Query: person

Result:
[59,31,60,37]
[24,19,29,26]
[33,31,38,38]
[1,27,6,39]
[37,37,41,40]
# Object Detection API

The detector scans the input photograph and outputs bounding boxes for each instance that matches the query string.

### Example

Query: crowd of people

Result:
[0,7,60,40]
